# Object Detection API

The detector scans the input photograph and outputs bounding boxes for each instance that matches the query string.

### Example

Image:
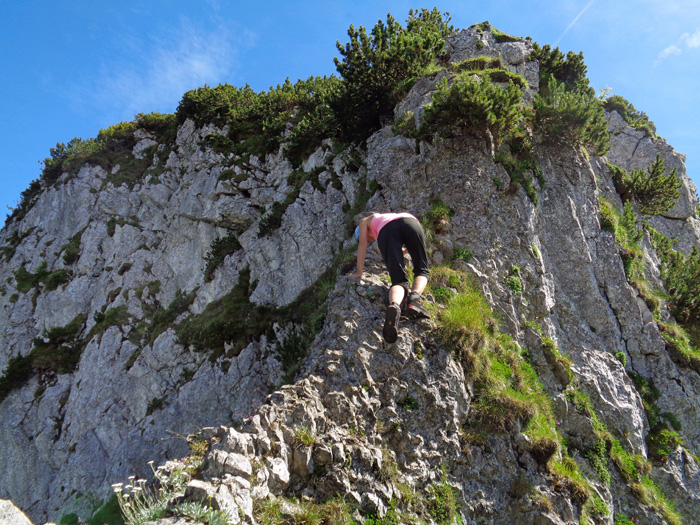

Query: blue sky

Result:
[2,0,699,219]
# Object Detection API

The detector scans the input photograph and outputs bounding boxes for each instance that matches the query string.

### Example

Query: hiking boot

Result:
[405,292,430,319]
[383,304,401,343]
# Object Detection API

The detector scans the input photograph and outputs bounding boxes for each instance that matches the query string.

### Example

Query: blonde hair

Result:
[355,211,374,225]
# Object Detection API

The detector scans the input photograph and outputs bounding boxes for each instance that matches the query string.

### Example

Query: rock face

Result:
[0,500,33,525]
[1,24,700,524]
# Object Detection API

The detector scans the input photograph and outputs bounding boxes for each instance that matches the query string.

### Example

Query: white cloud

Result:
[656,27,700,63]
[77,19,250,122]
[681,29,700,48]
[658,45,683,59]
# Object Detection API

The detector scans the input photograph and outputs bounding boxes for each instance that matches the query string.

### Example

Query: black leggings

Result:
[376,218,430,286]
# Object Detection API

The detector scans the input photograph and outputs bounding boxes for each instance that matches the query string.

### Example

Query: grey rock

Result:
[0,500,33,525]
[2,22,700,525]
[223,453,253,479]
[265,457,290,493]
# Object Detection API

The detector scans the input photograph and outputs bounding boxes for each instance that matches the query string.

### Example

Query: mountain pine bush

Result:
[416,73,525,148]
[332,8,454,143]
[533,78,610,155]
[610,155,681,216]
[603,94,657,137]
[530,43,593,97]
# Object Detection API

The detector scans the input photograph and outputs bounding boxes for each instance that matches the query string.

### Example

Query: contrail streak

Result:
[555,0,596,46]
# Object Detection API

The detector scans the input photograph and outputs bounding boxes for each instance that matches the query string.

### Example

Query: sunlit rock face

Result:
[1,25,699,525]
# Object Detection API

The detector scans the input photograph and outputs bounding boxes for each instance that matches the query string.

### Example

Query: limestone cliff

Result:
[1,23,700,525]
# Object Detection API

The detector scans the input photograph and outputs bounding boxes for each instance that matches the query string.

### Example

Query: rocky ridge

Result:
[1,24,700,524]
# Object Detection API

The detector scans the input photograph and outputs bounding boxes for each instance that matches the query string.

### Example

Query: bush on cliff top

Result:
[603,94,657,137]
[530,43,593,97]
[332,8,454,143]
[6,113,176,226]
[534,78,610,155]
[416,72,525,149]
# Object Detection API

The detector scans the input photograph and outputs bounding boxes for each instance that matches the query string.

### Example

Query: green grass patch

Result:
[504,266,523,295]
[13,260,73,294]
[658,322,700,375]
[176,253,340,381]
[60,228,85,265]
[630,477,682,525]
[0,314,88,402]
[422,197,455,236]
[495,153,542,206]
[426,472,461,524]
[599,198,645,281]
[473,21,520,43]
[107,216,141,237]
[432,265,561,466]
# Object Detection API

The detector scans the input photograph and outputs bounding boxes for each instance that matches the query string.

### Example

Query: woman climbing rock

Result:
[346,212,430,343]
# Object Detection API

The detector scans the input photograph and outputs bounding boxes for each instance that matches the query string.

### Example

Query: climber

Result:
[345,212,430,343]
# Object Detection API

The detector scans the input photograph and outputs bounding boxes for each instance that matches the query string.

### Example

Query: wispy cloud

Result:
[74,19,251,123]
[681,29,700,48]
[659,45,683,59]
[657,28,700,62]
[555,0,596,46]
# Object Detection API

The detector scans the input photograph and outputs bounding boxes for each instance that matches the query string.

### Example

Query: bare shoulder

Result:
[361,214,375,226]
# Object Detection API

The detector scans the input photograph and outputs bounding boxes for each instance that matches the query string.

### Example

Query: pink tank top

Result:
[370,212,416,240]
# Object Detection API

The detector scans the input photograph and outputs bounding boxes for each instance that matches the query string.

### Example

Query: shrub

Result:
[44,269,72,292]
[495,153,541,205]
[534,78,610,155]
[1,228,34,263]
[143,289,198,346]
[0,314,89,402]
[0,355,34,402]
[90,305,131,343]
[203,232,241,281]
[648,226,700,332]
[14,261,73,294]
[417,72,525,149]
[333,8,454,143]
[610,155,681,217]
[599,198,644,280]
[603,94,657,137]
[275,330,311,385]
[530,43,593,97]
[14,262,49,292]
[176,268,271,358]
[6,111,176,227]
[504,266,523,295]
